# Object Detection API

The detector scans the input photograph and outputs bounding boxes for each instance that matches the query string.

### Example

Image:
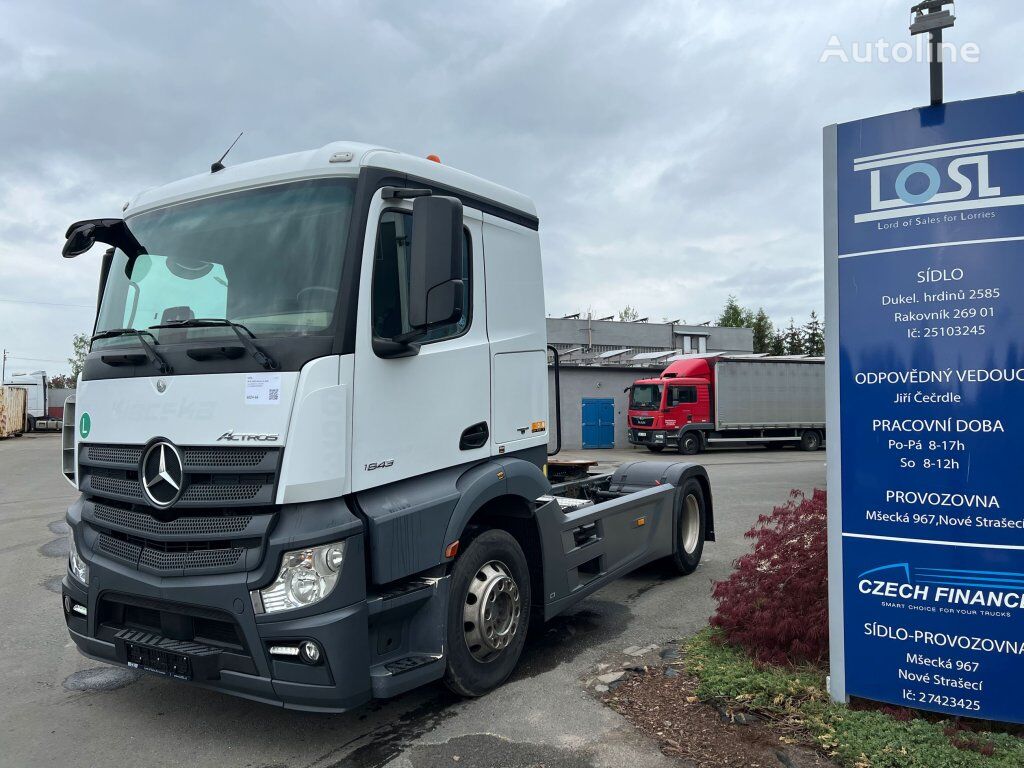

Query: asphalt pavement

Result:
[0,434,825,768]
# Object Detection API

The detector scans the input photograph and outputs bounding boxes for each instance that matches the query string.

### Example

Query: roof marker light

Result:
[426,154,441,163]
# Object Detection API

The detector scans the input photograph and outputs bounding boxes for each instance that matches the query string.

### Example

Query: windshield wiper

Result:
[149,318,279,370]
[90,329,173,375]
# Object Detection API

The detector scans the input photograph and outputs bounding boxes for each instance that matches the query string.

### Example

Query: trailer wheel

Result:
[667,478,706,575]
[799,430,822,451]
[646,445,664,453]
[443,529,531,697]
[678,432,701,455]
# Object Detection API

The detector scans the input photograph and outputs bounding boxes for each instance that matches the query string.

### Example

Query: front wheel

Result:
[26,415,36,433]
[443,529,531,697]
[678,432,702,455]
[667,478,707,575]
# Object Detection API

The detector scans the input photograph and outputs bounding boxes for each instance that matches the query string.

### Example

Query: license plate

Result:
[124,641,193,680]
[637,432,647,438]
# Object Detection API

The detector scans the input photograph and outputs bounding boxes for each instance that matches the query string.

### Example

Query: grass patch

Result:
[684,628,1024,768]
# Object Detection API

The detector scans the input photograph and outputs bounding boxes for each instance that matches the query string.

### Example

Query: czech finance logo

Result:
[853,133,1024,224]
[140,440,185,508]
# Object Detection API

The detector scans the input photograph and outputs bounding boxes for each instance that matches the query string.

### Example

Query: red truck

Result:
[627,355,825,454]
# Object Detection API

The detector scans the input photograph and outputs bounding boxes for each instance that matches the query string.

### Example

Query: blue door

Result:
[581,398,615,449]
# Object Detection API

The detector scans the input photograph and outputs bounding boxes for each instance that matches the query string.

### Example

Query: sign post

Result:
[825,92,1024,722]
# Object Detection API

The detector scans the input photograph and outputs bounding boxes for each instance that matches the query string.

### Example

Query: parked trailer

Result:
[627,355,826,454]
[3,371,48,432]
[0,386,27,438]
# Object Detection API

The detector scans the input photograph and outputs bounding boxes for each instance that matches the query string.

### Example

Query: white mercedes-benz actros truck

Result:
[59,143,715,711]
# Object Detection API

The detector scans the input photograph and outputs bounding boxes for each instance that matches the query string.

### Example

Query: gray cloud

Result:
[0,0,1018,373]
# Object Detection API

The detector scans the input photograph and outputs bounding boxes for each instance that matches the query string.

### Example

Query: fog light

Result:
[268,645,300,658]
[72,603,88,617]
[300,640,322,665]
[63,595,72,614]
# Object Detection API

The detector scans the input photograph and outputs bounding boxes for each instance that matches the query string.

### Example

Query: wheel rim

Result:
[682,493,701,555]
[463,559,522,663]
[684,435,697,452]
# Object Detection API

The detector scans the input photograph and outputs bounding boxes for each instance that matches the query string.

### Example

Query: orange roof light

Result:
[426,154,441,163]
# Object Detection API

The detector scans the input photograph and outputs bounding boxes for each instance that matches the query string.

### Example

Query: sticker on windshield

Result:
[245,374,281,406]
[79,412,91,439]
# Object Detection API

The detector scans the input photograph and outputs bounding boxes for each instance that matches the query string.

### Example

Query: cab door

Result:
[351,192,490,492]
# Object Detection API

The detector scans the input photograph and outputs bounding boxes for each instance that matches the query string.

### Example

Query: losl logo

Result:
[853,132,1024,224]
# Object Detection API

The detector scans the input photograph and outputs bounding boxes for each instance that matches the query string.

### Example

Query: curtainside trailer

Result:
[627,355,825,454]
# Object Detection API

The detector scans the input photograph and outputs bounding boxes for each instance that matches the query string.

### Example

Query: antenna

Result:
[910,1,956,106]
[211,132,244,173]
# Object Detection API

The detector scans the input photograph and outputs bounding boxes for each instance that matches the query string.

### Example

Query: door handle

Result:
[459,421,489,450]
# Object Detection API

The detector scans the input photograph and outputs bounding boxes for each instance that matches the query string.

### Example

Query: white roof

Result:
[126,141,537,219]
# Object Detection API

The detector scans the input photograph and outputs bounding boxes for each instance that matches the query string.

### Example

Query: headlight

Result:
[68,531,89,586]
[253,540,346,615]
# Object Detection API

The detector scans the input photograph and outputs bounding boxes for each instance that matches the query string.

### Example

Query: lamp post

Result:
[910,0,957,106]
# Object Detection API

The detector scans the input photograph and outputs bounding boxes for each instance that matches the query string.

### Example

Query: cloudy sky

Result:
[0,0,1018,376]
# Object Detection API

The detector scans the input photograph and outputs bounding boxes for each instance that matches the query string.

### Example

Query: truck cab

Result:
[628,357,713,454]
[58,142,714,711]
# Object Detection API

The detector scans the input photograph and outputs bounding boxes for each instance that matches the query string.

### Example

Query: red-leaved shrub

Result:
[710,488,828,665]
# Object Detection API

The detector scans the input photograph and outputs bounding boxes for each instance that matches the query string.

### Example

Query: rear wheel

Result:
[678,432,701,455]
[667,478,706,575]
[443,529,531,697]
[799,430,822,451]
[646,445,664,453]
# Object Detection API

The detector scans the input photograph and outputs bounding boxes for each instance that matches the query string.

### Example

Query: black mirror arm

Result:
[62,218,147,260]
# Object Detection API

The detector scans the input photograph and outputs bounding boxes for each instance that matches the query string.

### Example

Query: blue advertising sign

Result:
[825,92,1024,723]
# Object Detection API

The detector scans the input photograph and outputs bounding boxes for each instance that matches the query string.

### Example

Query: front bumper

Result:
[628,428,677,447]
[62,498,374,712]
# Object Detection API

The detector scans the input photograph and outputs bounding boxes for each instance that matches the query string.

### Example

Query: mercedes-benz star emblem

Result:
[140,440,184,508]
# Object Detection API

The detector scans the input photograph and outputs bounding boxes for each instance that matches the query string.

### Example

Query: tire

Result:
[646,445,664,453]
[26,415,36,433]
[799,430,822,452]
[678,432,701,455]
[667,478,707,575]
[443,529,531,697]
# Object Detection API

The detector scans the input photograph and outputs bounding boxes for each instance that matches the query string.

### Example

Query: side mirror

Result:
[63,223,97,258]
[408,196,464,332]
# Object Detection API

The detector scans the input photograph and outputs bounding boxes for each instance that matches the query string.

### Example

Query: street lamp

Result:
[910,0,956,106]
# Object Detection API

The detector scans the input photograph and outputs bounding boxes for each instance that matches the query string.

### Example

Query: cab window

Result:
[372,210,471,343]
[667,385,698,407]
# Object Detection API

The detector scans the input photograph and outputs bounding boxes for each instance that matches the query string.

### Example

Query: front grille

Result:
[96,528,252,575]
[183,447,268,467]
[632,416,654,427]
[181,483,263,503]
[92,503,254,536]
[139,546,245,572]
[87,445,143,465]
[91,474,145,500]
[78,442,282,510]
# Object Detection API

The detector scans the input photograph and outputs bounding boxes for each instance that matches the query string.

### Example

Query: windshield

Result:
[629,384,663,410]
[94,178,356,347]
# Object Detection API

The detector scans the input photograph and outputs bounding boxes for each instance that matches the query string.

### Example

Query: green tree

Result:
[769,330,786,356]
[802,310,825,356]
[617,305,639,322]
[69,332,89,380]
[751,308,775,354]
[717,295,754,328]
[783,318,804,355]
